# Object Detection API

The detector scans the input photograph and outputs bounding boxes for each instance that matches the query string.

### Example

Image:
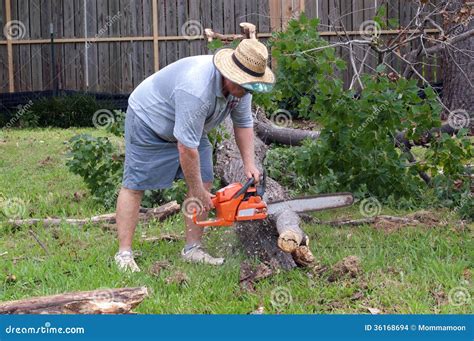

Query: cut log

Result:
[215,117,314,270]
[7,201,180,228]
[0,287,148,314]
[254,109,320,146]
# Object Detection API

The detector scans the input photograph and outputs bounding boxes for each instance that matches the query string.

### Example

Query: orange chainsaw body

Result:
[192,180,267,227]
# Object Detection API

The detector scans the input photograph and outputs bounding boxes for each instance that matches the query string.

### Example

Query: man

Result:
[115,39,275,272]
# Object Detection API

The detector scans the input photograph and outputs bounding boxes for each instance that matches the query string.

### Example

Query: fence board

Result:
[0,0,444,94]
[177,0,189,59]
[86,0,99,91]
[39,0,51,91]
[165,0,178,65]
[142,0,154,79]
[158,0,167,67]
[108,0,121,93]
[223,0,234,34]
[97,0,109,92]
[0,0,7,92]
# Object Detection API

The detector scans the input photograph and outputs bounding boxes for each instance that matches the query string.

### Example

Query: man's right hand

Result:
[190,186,215,212]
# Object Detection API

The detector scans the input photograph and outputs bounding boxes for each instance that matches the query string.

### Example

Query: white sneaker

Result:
[181,246,225,266]
[114,250,141,272]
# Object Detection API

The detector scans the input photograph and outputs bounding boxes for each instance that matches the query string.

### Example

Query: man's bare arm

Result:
[177,142,214,210]
[234,126,261,182]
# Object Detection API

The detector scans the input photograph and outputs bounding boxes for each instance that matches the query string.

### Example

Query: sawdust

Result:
[406,210,441,226]
[328,255,362,282]
[239,261,273,292]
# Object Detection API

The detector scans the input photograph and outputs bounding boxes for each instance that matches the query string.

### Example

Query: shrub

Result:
[17,94,116,128]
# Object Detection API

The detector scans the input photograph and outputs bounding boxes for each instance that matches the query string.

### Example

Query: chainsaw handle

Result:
[232,177,255,199]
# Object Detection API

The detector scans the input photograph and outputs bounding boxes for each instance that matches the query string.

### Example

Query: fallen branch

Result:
[141,233,183,242]
[254,109,320,146]
[321,215,422,227]
[7,201,180,228]
[28,229,49,255]
[0,287,148,314]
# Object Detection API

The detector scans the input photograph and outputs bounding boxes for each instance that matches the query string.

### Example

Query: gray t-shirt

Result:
[128,55,253,149]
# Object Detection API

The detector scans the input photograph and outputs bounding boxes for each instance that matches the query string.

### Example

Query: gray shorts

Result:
[122,107,214,191]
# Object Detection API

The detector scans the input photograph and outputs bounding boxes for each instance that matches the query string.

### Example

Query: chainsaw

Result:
[192,172,354,227]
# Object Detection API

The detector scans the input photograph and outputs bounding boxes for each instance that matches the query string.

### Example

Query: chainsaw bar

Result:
[267,192,354,215]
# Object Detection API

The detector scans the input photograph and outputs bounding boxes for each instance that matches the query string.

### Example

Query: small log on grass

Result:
[254,109,320,146]
[7,201,180,228]
[0,287,148,314]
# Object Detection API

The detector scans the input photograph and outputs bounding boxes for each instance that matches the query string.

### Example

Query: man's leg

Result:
[182,181,224,265]
[115,187,144,272]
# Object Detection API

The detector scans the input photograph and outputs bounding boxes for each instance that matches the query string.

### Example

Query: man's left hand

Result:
[244,164,261,184]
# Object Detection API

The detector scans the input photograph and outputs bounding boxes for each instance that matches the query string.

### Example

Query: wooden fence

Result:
[0,0,442,94]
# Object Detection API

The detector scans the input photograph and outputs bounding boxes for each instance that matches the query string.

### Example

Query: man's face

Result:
[222,78,248,98]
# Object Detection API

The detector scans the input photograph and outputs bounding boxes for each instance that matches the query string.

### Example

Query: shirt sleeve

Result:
[173,89,210,149]
[230,93,253,128]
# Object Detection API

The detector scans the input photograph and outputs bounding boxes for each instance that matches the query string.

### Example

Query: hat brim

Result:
[213,48,275,88]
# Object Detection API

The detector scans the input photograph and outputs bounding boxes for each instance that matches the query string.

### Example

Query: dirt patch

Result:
[431,289,449,306]
[149,260,171,277]
[72,191,86,202]
[165,270,189,285]
[239,261,273,292]
[38,156,54,167]
[328,255,362,282]
[463,268,471,281]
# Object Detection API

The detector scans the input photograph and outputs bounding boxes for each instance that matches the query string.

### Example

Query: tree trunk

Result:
[215,117,314,270]
[442,0,474,128]
[0,287,148,314]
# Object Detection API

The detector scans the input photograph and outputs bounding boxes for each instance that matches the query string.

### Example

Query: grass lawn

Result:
[0,128,472,314]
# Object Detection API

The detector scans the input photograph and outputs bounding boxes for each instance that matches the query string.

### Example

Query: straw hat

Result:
[213,39,275,90]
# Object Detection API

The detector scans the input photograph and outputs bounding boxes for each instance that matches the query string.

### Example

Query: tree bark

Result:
[254,109,320,146]
[215,117,314,270]
[441,1,474,125]
[0,287,148,314]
